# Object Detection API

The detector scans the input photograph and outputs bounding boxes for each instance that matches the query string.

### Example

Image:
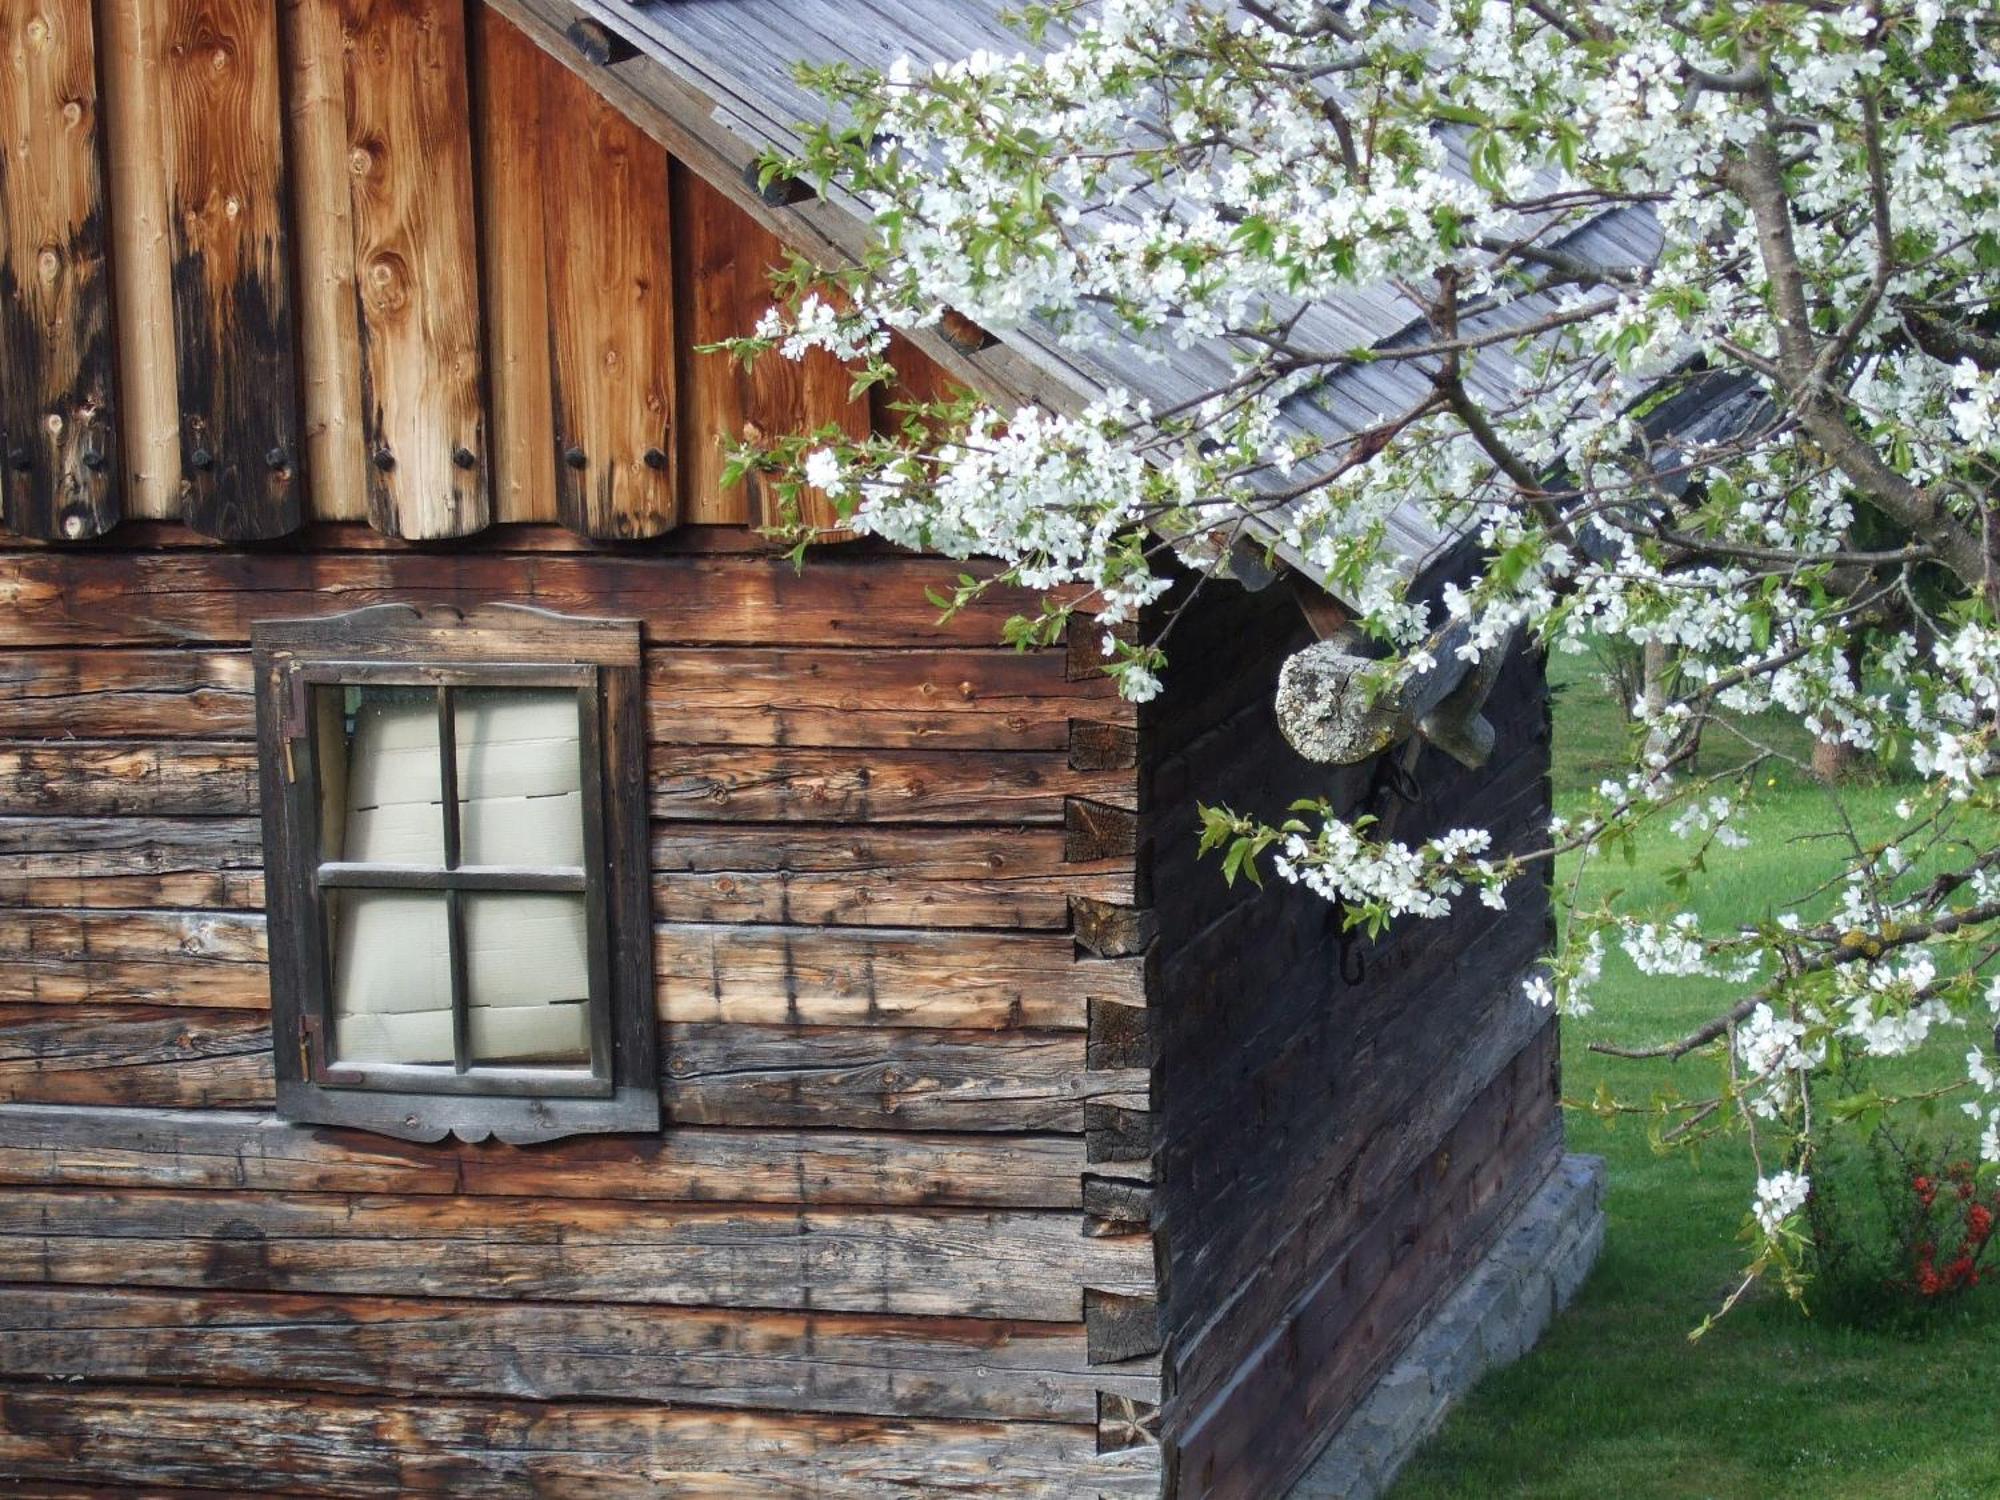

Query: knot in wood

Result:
[1275,640,1405,765]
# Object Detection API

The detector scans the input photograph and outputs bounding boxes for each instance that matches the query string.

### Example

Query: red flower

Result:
[1968,1205,1994,1242]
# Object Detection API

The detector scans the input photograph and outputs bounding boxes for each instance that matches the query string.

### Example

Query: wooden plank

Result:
[0,1285,1159,1422]
[96,0,180,520]
[0,641,1121,747]
[0,1103,1089,1208]
[0,0,118,540]
[0,907,1140,1025]
[0,909,268,1007]
[0,1004,270,1107]
[157,0,305,539]
[652,824,1132,929]
[1171,1048,1562,1497]
[0,742,258,816]
[651,746,1134,824]
[540,45,677,538]
[649,645,1127,751]
[656,925,1143,1029]
[339,0,488,538]
[283,0,368,522]
[0,648,252,738]
[470,5,555,524]
[0,816,265,909]
[0,549,1052,649]
[0,1384,1162,1498]
[0,1187,1154,1318]
[674,161,864,531]
[665,1023,1146,1132]
[0,1008,1144,1132]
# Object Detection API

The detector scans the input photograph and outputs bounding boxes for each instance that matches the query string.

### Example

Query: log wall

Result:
[0,0,873,545]
[0,532,1159,1496]
[1137,571,1562,1499]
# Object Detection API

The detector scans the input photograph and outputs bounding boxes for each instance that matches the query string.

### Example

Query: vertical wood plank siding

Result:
[0,0,948,546]
[0,0,119,541]
[158,0,305,540]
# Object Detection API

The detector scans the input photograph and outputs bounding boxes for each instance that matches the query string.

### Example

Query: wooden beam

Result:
[0,0,118,540]
[0,549,1050,650]
[157,0,305,539]
[340,0,489,538]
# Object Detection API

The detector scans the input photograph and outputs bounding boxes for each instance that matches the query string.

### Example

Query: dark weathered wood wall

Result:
[1,0,873,545]
[0,531,1161,1495]
[1136,572,1561,1499]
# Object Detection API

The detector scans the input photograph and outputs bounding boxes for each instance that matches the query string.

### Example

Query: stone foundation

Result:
[1287,1153,1607,1500]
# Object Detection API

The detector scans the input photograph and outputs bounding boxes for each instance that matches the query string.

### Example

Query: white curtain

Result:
[329,689,592,1067]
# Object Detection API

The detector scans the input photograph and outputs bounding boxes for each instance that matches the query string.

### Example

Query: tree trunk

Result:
[1641,642,1678,764]
[1813,734,1861,784]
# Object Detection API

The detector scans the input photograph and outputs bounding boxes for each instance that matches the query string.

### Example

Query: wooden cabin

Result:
[0,0,1594,1495]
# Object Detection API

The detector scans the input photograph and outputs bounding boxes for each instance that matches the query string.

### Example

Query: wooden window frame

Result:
[252,604,658,1143]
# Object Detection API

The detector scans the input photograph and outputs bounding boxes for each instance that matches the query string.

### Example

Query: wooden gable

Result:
[0,0,932,544]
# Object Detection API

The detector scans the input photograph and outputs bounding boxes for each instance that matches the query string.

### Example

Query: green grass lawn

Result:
[1388,650,2000,1500]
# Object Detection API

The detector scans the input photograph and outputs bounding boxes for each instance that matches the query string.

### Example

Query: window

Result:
[253,604,656,1142]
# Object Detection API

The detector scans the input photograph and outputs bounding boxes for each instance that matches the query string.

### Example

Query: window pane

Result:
[463,891,592,1066]
[454,688,586,867]
[328,890,454,1065]
[317,684,444,865]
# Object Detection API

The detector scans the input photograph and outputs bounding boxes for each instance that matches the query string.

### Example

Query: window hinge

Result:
[297,1016,315,1078]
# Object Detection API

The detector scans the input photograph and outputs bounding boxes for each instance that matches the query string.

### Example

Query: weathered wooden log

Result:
[651,824,1132,929]
[0,1103,1088,1209]
[650,745,1134,824]
[0,1383,1164,1497]
[0,1186,1153,1319]
[0,1284,1160,1422]
[655,924,1143,1029]
[1273,619,1516,770]
[665,1023,1147,1132]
